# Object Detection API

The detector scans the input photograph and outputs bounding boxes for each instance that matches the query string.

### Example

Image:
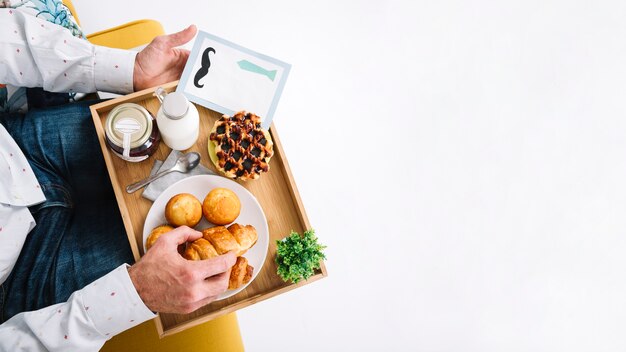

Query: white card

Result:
[177,31,291,129]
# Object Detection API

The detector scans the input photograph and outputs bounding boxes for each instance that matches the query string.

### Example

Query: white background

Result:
[75,1,626,351]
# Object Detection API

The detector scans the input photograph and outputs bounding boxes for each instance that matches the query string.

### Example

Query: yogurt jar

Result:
[104,103,161,162]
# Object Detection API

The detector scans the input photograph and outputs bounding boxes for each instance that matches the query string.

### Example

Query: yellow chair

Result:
[62,1,244,351]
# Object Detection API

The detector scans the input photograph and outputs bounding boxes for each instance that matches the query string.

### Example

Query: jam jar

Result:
[104,103,161,162]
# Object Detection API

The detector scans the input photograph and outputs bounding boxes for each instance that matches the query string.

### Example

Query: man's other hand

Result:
[128,225,236,314]
[133,25,197,91]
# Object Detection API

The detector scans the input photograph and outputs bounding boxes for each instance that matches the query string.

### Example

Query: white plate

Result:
[142,174,269,300]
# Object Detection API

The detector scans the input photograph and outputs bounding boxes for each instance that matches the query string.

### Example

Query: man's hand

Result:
[128,226,236,314]
[133,25,198,91]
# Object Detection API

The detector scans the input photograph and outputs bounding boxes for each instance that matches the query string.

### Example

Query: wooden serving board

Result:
[90,81,327,337]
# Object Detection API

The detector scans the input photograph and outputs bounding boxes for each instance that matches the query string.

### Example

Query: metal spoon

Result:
[126,152,201,193]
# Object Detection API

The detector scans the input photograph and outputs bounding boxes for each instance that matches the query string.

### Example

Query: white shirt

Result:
[0,8,156,351]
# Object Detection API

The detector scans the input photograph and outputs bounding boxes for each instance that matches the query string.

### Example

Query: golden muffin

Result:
[202,188,241,225]
[165,193,203,227]
[146,224,174,250]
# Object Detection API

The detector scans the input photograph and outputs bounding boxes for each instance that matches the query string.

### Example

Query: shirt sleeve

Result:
[0,9,136,94]
[0,264,156,352]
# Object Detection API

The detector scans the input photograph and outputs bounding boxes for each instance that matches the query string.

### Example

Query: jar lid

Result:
[162,92,189,120]
[105,103,153,149]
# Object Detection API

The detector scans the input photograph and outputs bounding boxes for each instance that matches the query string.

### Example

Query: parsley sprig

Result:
[275,229,326,283]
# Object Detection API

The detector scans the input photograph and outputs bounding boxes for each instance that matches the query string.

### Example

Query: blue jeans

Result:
[0,101,134,323]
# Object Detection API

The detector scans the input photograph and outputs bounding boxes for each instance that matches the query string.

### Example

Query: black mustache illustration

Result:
[194,47,216,88]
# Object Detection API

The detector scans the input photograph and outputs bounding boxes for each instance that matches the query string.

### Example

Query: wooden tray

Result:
[90,81,327,337]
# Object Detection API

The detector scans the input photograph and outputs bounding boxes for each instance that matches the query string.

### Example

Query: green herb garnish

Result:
[275,229,326,283]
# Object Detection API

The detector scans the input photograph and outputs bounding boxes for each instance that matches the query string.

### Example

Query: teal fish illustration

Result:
[237,60,277,81]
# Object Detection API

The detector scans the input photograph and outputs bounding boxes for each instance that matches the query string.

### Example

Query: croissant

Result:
[202,224,258,257]
[227,224,257,256]
[182,224,257,290]
[183,238,218,260]
[229,256,253,290]
[202,226,240,255]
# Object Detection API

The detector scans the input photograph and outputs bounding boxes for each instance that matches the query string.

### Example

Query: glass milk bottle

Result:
[154,87,199,150]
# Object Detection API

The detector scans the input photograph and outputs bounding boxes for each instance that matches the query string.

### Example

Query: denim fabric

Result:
[0,101,134,323]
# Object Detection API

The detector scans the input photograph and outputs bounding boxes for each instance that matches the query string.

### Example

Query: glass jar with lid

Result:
[104,103,161,162]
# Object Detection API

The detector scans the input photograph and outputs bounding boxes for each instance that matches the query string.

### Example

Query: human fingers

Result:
[177,49,190,66]
[163,25,197,48]
[172,49,190,73]
[189,294,220,312]
[195,269,230,304]
[174,271,229,313]
[177,293,219,314]
[202,270,231,296]
[190,251,237,278]
[159,225,203,247]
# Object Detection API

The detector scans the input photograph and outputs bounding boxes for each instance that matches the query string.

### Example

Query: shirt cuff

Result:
[81,264,156,337]
[94,46,136,94]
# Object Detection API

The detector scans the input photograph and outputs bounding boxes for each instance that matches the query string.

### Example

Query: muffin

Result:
[146,224,174,250]
[165,193,203,227]
[202,188,241,225]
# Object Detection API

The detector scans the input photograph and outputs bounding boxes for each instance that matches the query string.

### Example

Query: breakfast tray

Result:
[90,81,327,337]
